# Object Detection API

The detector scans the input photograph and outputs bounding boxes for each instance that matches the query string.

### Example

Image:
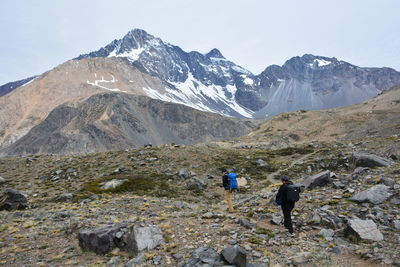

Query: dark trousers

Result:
[282,203,294,233]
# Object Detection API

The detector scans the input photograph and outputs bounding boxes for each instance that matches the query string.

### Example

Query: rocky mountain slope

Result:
[1,28,399,155]
[0,133,399,266]
[76,29,400,118]
[1,93,255,156]
[234,85,400,150]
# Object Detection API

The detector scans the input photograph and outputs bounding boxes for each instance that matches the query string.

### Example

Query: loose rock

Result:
[0,189,28,211]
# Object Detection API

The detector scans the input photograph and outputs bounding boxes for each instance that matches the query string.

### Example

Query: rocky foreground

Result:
[0,137,399,266]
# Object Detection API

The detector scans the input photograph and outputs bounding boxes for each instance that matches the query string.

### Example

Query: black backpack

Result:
[286,184,300,202]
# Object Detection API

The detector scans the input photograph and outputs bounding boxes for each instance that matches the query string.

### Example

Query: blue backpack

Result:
[228,173,238,190]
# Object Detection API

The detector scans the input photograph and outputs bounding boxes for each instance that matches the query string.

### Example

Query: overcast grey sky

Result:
[1,0,399,85]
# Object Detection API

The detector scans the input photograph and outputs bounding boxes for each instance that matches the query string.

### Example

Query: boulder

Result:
[78,223,164,256]
[221,245,247,267]
[350,184,392,204]
[0,176,5,185]
[254,159,266,167]
[238,218,256,229]
[302,170,332,188]
[100,179,128,190]
[289,252,311,265]
[178,168,190,179]
[344,219,383,242]
[0,189,28,211]
[186,177,207,192]
[318,228,335,241]
[352,153,393,168]
[54,193,74,202]
[183,247,226,266]
[393,220,400,230]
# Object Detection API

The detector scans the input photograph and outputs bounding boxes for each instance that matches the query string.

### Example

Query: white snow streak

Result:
[86,74,123,92]
[21,78,36,87]
[241,75,254,86]
[108,47,145,62]
[143,72,253,118]
[310,59,332,67]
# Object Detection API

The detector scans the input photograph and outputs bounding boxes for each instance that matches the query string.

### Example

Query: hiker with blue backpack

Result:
[275,175,300,235]
[221,168,238,213]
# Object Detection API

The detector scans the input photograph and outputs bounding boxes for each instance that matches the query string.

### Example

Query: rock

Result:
[186,177,207,192]
[254,159,266,167]
[107,256,120,267]
[329,246,341,254]
[393,220,400,230]
[271,215,282,225]
[126,252,145,267]
[380,177,395,187]
[78,223,164,256]
[350,184,392,204]
[221,245,247,267]
[350,167,369,177]
[352,153,393,168]
[302,170,332,188]
[100,179,128,190]
[238,218,256,229]
[178,168,190,179]
[318,228,335,241]
[289,252,311,265]
[0,189,28,211]
[183,247,226,266]
[0,176,5,185]
[344,219,383,242]
[172,253,183,260]
[54,193,74,202]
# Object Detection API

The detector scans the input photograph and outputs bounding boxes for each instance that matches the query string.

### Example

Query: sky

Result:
[1,0,399,85]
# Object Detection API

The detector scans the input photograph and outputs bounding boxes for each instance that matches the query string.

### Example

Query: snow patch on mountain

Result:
[86,74,124,92]
[310,58,332,68]
[109,47,145,62]
[143,72,253,118]
[241,75,254,86]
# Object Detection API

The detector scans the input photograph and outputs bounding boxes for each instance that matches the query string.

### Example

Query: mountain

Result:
[1,93,255,156]
[0,76,36,97]
[1,28,400,154]
[236,84,400,149]
[76,29,400,118]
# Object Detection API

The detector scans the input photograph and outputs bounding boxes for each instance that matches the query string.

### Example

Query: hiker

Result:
[221,168,238,213]
[275,175,299,235]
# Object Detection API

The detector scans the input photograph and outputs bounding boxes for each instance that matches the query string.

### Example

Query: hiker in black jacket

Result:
[275,175,295,234]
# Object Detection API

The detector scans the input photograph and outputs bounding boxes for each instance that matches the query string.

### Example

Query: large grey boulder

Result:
[302,170,332,188]
[0,189,28,211]
[186,177,207,192]
[344,219,383,242]
[221,245,247,267]
[183,247,226,267]
[352,153,393,168]
[78,223,164,256]
[350,184,392,204]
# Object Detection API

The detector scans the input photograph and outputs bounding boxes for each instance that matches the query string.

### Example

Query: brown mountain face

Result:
[1,93,255,156]
[237,85,400,148]
[0,57,165,149]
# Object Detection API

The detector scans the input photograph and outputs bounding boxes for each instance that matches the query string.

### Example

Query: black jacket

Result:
[222,174,229,190]
[275,181,295,207]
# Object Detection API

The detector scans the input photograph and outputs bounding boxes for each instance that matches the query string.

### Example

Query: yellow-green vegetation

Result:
[255,227,275,238]
[248,236,263,245]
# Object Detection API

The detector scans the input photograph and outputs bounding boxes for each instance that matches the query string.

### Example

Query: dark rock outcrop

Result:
[2,93,255,156]
[0,189,28,211]
[350,184,392,204]
[352,153,393,168]
[78,223,164,256]
[344,218,383,242]
[221,245,247,267]
[302,170,332,188]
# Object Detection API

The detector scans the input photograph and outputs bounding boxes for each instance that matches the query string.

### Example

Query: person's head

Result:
[221,168,229,174]
[280,175,290,183]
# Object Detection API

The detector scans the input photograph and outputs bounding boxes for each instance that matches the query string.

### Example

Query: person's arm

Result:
[222,174,229,189]
[275,185,284,204]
